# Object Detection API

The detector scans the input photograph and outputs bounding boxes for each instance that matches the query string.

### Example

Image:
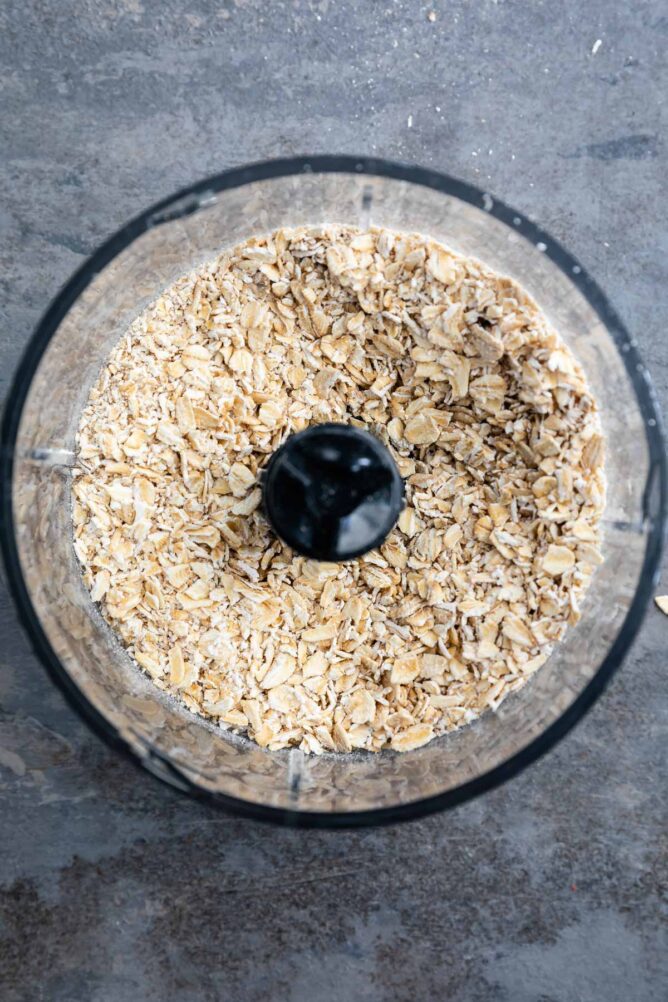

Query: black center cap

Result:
[262,423,405,562]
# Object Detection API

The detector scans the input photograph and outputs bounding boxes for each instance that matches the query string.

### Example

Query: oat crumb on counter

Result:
[654,595,668,615]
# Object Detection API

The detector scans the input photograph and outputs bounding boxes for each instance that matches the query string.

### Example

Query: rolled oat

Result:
[73,225,604,754]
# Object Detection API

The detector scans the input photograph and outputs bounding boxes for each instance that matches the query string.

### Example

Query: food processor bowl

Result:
[1,157,665,826]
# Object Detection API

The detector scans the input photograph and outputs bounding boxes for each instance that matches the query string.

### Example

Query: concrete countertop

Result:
[1,2,666,1000]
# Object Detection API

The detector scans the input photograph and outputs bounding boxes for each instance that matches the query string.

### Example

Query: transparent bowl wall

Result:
[2,159,664,826]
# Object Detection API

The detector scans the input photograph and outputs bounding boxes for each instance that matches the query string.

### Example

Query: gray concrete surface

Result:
[1,1,667,1000]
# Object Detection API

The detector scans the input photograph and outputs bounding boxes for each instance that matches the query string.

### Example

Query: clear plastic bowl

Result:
[1,157,665,827]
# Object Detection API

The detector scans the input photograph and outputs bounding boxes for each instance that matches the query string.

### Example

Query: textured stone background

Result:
[1,1,667,1000]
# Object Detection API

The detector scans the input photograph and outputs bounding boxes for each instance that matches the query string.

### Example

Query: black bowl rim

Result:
[1,155,665,828]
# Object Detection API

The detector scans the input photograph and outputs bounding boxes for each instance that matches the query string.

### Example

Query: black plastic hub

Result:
[262,423,405,562]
